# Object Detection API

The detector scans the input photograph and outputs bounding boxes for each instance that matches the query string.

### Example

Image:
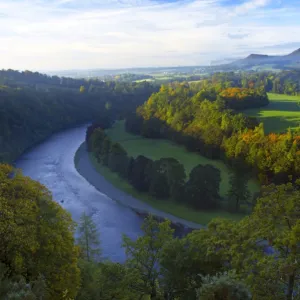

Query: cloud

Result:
[0,0,299,70]
[228,33,249,39]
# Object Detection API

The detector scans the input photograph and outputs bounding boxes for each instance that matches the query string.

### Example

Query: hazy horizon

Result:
[1,0,300,71]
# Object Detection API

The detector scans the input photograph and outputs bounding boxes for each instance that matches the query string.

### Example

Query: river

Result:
[16,125,144,262]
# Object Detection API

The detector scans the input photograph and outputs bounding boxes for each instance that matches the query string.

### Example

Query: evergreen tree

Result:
[77,213,101,262]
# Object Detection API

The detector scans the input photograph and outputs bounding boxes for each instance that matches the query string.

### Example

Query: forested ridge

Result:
[192,70,300,96]
[0,69,158,162]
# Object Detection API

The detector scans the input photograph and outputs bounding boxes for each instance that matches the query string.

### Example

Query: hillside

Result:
[0,69,157,162]
[230,48,300,69]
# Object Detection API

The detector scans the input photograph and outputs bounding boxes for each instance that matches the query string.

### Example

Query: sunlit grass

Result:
[243,93,300,133]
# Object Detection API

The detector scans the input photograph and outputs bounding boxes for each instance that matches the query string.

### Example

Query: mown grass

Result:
[106,121,259,197]
[87,151,245,224]
[244,93,300,133]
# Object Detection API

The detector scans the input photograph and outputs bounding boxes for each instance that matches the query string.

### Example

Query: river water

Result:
[15,125,143,262]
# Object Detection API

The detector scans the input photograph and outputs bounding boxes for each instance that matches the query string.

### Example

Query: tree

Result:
[196,272,251,300]
[107,143,129,177]
[201,183,300,299]
[76,259,99,300]
[129,155,153,192]
[77,212,101,262]
[185,164,221,210]
[0,164,80,299]
[227,171,250,212]
[161,231,223,299]
[244,183,300,299]
[157,158,186,200]
[149,172,170,199]
[122,216,174,299]
[96,262,140,300]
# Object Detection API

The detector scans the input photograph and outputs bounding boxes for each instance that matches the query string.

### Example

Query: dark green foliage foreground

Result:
[1,164,299,299]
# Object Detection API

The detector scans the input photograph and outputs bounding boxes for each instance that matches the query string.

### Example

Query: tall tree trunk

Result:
[287,273,295,300]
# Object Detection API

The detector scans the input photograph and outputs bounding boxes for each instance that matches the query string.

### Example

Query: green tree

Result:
[129,155,153,192]
[77,212,101,262]
[201,183,300,299]
[185,164,221,210]
[96,262,140,300]
[196,272,251,300]
[123,216,174,299]
[227,171,250,212]
[161,231,223,299]
[156,158,186,200]
[149,172,170,199]
[76,259,99,300]
[107,143,129,177]
[0,164,80,299]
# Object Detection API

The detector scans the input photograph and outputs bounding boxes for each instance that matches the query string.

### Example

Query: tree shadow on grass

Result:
[267,101,300,112]
[259,115,300,134]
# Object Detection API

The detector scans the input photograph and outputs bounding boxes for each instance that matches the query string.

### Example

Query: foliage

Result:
[87,124,222,211]
[130,82,300,185]
[196,272,252,300]
[190,70,300,96]
[0,69,157,163]
[196,183,300,299]
[185,164,221,210]
[77,213,101,262]
[227,171,250,212]
[0,164,80,299]
[123,216,174,299]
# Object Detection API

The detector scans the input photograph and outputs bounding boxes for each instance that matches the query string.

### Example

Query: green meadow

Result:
[244,93,300,133]
[106,121,259,197]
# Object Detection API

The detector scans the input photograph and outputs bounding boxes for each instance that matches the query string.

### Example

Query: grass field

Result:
[244,93,300,133]
[106,121,259,197]
[86,149,246,225]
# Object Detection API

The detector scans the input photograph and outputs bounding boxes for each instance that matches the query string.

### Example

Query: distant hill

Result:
[229,48,300,69]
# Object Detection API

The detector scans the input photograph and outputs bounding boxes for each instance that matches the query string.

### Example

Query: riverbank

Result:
[75,143,245,228]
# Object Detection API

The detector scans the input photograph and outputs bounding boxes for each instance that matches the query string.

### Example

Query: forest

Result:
[191,70,300,96]
[0,70,158,162]
[124,82,300,185]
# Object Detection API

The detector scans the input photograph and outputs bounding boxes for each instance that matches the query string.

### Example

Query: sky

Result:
[0,0,300,71]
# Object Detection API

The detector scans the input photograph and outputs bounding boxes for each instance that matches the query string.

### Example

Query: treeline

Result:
[192,70,300,96]
[0,70,157,162]
[1,164,299,299]
[87,127,221,210]
[126,83,300,185]
[114,73,153,82]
